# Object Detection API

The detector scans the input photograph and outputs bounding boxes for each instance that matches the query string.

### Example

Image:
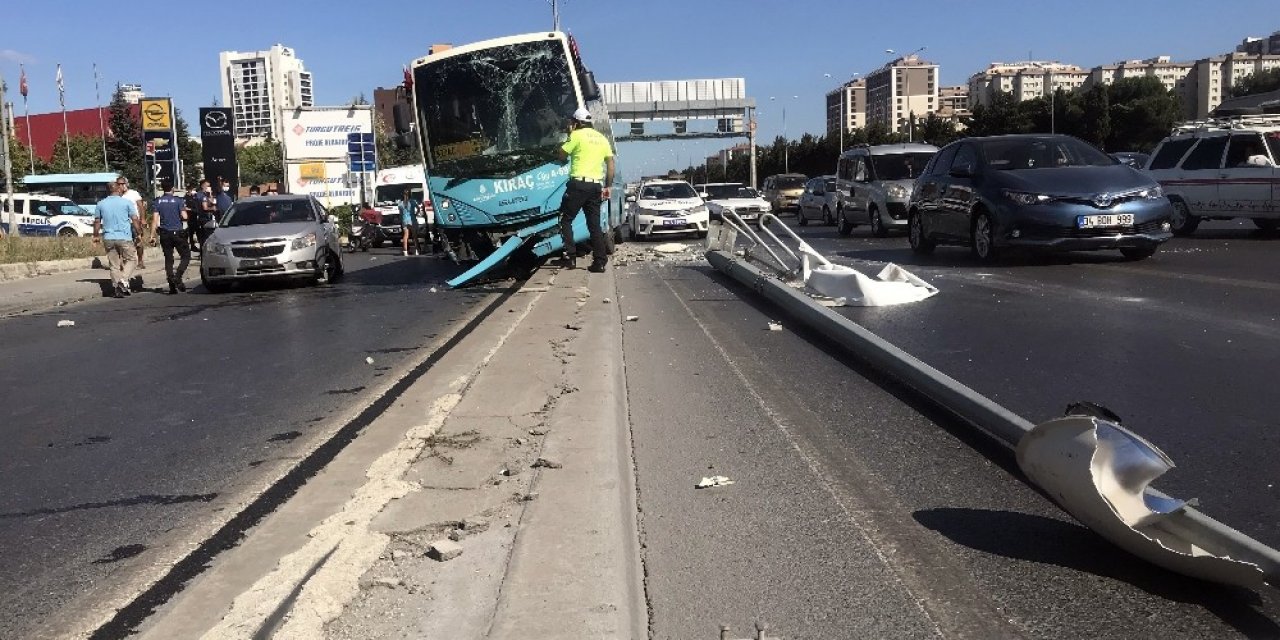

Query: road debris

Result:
[391,550,410,561]
[603,297,612,303]
[696,475,735,489]
[369,576,402,589]
[365,356,375,365]
[565,323,581,331]
[519,492,540,502]
[766,322,783,331]
[532,457,563,469]
[528,427,549,436]
[56,320,75,328]
[427,539,463,562]
[462,517,490,532]
[448,528,466,542]
[654,242,688,253]
[626,315,639,322]
[429,287,437,293]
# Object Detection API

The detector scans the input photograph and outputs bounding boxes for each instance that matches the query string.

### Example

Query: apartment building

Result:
[1192,51,1280,117]
[824,78,866,133]
[865,55,939,134]
[219,44,315,140]
[937,85,970,123]
[967,61,1087,106]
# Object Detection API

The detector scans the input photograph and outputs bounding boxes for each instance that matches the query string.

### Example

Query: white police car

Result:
[0,193,97,237]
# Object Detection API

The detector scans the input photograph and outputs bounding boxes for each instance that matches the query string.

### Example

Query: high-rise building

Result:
[865,55,939,134]
[824,78,866,134]
[219,44,314,140]
[1238,31,1280,55]
[118,83,144,105]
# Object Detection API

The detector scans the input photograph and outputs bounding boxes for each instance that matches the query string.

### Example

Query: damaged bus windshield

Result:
[416,39,578,176]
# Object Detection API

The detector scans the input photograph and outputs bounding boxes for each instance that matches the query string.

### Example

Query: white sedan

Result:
[626,180,710,240]
[698,183,770,227]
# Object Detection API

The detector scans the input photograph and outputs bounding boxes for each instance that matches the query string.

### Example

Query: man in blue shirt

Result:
[151,179,190,294]
[93,177,142,298]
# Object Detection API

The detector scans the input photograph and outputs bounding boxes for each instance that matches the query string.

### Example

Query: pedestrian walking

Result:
[555,108,615,272]
[92,177,142,298]
[195,180,218,250]
[119,177,149,269]
[399,188,420,256]
[151,179,190,294]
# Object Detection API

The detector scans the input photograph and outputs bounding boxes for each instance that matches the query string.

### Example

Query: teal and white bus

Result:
[406,31,623,286]
[22,172,121,214]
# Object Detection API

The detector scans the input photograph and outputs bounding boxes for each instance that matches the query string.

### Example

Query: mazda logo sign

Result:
[204,111,228,130]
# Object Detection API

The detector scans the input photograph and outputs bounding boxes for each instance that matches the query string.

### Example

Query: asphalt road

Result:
[615,220,1280,639]
[0,249,502,640]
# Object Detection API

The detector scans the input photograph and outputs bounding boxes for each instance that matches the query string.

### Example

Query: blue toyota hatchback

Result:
[908,134,1174,262]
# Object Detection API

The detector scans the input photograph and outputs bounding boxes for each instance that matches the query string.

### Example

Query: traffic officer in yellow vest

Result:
[556,108,615,272]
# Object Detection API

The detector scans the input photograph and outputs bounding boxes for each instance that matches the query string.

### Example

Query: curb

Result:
[0,256,106,282]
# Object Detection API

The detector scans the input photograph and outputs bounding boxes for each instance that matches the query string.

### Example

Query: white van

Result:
[0,193,98,237]
[374,164,433,233]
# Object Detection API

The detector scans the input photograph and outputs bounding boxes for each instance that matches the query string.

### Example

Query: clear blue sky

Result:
[2,0,1276,179]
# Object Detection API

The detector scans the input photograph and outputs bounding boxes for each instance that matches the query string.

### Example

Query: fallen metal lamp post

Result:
[704,230,1279,589]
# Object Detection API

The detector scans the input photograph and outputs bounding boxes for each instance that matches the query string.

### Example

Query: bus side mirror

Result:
[580,69,601,101]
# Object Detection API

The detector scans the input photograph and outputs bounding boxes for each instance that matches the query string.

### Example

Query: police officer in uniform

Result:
[151,179,191,294]
[555,108,615,272]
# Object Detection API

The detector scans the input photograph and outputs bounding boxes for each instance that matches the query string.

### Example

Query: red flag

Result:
[403,65,413,91]
[18,65,28,98]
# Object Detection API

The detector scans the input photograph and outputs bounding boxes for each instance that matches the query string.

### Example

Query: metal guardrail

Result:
[706,247,1280,588]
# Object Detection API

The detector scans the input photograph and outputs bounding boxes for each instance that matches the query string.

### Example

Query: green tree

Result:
[915,114,962,147]
[105,86,144,186]
[174,109,203,187]
[964,91,1031,137]
[3,137,48,185]
[49,135,109,173]
[1231,69,1280,98]
[1106,77,1182,152]
[238,139,283,186]
[374,113,419,168]
[1079,85,1111,149]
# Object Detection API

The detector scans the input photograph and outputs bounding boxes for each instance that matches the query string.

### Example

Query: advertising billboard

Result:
[281,106,375,162]
[284,161,359,206]
[199,107,239,194]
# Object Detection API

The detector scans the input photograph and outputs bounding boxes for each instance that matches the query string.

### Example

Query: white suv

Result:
[0,193,98,237]
[625,179,710,240]
[1145,116,1280,235]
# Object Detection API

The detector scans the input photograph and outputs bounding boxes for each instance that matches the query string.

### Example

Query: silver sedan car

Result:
[200,195,344,293]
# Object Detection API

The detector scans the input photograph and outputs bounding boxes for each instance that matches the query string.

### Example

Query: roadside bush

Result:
[0,236,103,265]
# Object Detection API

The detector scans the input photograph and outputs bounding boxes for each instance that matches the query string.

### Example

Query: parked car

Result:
[796,176,838,226]
[625,179,709,240]
[697,182,770,226]
[200,195,344,293]
[909,134,1173,262]
[836,143,939,237]
[761,173,807,213]
[0,193,97,237]
[1144,116,1280,235]
[1109,152,1150,169]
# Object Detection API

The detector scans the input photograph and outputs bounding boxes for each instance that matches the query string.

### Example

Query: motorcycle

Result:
[345,214,378,253]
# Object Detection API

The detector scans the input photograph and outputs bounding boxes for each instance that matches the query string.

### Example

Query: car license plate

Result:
[1077,213,1134,229]
[241,258,277,268]
[662,219,686,226]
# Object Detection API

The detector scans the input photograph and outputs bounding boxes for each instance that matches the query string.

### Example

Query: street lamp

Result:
[887,47,926,141]
[769,95,798,173]
[826,72,860,152]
